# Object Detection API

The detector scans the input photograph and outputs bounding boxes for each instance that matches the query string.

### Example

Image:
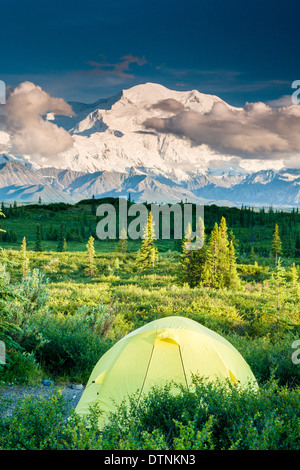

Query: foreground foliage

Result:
[0,378,299,450]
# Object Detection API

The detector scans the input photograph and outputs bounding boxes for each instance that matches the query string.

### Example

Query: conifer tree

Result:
[179,223,193,286]
[269,258,287,321]
[290,262,300,302]
[202,222,220,287]
[21,237,29,279]
[272,223,282,265]
[189,217,207,287]
[34,225,42,252]
[219,216,229,283]
[229,230,238,250]
[295,232,300,257]
[118,227,128,253]
[228,239,240,288]
[291,262,298,288]
[0,208,6,260]
[86,236,96,276]
[286,233,294,258]
[91,195,96,215]
[202,217,239,289]
[57,224,66,252]
[137,212,158,271]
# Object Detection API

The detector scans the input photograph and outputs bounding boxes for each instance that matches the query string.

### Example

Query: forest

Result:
[0,198,299,450]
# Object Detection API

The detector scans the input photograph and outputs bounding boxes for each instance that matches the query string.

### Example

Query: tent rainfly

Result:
[75,316,258,428]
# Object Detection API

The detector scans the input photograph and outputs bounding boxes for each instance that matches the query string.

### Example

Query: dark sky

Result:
[1,0,299,105]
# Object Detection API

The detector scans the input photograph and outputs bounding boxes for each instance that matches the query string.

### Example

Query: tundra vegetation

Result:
[0,198,299,450]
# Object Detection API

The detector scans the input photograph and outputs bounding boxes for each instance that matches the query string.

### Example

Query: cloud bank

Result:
[0,81,74,158]
[144,100,300,159]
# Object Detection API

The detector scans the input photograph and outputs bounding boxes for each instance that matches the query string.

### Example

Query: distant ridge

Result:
[0,83,297,207]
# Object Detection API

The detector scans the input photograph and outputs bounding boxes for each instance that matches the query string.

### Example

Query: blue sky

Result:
[0,0,299,105]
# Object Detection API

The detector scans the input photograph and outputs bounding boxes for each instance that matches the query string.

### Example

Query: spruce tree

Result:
[179,223,193,286]
[270,258,286,322]
[118,227,128,253]
[295,232,300,257]
[202,222,220,287]
[91,195,96,215]
[34,225,42,252]
[229,230,238,250]
[228,239,240,288]
[291,262,298,288]
[0,208,5,241]
[290,262,300,301]
[219,216,229,284]
[202,217,239,289]
[272,223,282,265]
[21,237,29,279]
[57,224,66,252]
[137,212,158,271]
[190,217,207,287]
[286,233,294,258]
[86,236,96,277]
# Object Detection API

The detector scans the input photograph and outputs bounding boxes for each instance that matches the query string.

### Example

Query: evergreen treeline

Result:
[1,198,300,259]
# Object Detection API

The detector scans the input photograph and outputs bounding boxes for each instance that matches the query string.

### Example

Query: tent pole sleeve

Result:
[137,343,155,404]
[179,345,189,390]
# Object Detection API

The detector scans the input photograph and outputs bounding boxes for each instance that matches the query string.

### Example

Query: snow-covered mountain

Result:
[0,82,298,206]
[51,82,237,177]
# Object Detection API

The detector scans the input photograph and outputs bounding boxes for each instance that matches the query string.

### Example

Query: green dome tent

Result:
[75,316,258,428]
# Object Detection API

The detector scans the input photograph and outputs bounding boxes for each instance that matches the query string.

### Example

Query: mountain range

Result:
[0,82,299,207]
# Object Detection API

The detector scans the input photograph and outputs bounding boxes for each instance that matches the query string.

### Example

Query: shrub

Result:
[100,377,300,450]
[0,263,22,349]
[227,333,300,387]
[27,311,113,382]
[0,377,299,450]
[0,391,102,450]
[0,348,43,386]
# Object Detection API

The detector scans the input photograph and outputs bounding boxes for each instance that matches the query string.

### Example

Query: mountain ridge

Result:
[0,159,299,208]
[0,82,298,207]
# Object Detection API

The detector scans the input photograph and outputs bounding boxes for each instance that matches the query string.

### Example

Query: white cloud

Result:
[1,81,74,159]
[144,99,300,160]
[266,95,293,108]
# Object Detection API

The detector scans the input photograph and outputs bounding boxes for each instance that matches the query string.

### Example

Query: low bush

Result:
[25,309,114,382]
[0,378,299,450]
[100,377,300,450]
[0,348,43,385]
[226,333,300,387]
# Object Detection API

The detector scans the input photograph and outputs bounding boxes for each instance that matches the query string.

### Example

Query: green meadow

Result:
[0,199,299,450]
